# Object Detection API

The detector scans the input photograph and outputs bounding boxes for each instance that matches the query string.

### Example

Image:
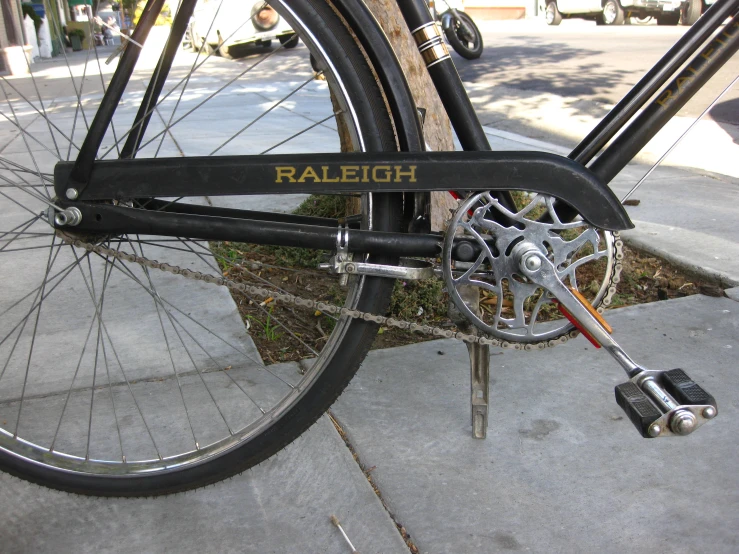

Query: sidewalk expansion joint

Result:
[327,410,420,554]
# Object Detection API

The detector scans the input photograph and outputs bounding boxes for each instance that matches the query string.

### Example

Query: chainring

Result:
[442,192,622,345]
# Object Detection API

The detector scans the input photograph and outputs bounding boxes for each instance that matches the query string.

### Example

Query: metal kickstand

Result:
[448,286,489,439]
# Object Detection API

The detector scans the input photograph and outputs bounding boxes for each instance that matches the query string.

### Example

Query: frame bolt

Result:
[344,263,356,273]
[648,423,661,437]
[66,188,79,200]
[702,406,716,419]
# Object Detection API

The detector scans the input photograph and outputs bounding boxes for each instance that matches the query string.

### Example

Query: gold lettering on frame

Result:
[341,166,359,182]
[656,89,673,108]
[675,76,691,92]
[395,165,417,182]
[372,166,392,182]
[297,166,320,182]
[321,166,340,182]
[274,165,420,184]
[275,167,296,183]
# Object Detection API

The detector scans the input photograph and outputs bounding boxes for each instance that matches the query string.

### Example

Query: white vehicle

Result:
[542,0,710,26]
[190,0,298,57]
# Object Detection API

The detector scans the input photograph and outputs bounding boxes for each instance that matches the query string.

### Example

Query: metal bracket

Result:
[318,225,434,280]
[448,286,490,439]
[319,257,434,280]
[335,224,351,287]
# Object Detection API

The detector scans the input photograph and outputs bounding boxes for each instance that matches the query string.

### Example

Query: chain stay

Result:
[72,232,622,351]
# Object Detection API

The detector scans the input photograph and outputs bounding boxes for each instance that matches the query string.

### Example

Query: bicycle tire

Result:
[444,11,484,60]
[0,0,401,495]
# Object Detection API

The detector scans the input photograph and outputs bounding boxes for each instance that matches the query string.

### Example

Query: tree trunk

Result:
[362,0,458,231]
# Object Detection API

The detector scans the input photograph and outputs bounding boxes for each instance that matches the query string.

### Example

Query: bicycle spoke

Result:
[14,235,59,436]
[209,74,316,155]
[70,247,164,461]
[261,113,335,155]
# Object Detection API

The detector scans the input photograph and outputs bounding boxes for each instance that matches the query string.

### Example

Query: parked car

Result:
[541,0,710,26]
[189,0,298,57]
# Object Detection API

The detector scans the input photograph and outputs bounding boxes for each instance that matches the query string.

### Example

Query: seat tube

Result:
[68,0,168,193]
[396,0,491,152]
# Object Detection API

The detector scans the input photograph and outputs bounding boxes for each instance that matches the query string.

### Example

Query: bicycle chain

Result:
[67,232,623,351]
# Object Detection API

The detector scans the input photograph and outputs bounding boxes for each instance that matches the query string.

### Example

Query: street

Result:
[457,19,738,126]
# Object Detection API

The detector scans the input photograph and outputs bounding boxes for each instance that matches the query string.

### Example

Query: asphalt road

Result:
[454,20,738,126]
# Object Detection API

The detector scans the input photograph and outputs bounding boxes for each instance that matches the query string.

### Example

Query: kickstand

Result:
[448,286,490,439]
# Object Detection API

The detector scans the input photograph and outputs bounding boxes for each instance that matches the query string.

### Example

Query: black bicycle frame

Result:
[55,0,739,260]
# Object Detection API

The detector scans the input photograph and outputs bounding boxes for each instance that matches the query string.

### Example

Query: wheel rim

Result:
[0,1,385,481]
[604,3,617,24]
[546,4,556,24]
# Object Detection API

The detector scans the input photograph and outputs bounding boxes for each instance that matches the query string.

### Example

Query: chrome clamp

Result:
[319,226,434,280]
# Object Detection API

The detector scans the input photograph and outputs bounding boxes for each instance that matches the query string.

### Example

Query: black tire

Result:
[443,11,483,59]
[545,1,563,25]
[656,11,680,25]
[279,33,299,48]
[680,0,701,25]
[602,0,625,25]
[0,0,402,496]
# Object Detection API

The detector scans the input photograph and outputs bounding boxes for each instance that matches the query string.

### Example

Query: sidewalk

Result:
[0,44,737,553]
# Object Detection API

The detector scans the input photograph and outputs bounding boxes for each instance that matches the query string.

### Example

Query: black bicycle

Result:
[0,0,734,496]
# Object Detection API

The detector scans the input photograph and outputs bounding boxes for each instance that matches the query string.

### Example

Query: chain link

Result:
[70,232,622,350]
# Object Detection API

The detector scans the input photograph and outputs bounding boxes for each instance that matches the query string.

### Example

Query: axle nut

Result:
[670,410,697,436]
[523,253,542,272]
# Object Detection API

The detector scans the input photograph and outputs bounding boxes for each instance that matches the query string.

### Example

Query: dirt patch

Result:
[213,237,724,362]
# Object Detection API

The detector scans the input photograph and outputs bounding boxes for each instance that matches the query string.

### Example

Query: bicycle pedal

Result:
[615,368,717,438]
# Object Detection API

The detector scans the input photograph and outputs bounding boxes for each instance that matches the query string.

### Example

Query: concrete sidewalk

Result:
[333,294,739,554]
[0,43,737,553]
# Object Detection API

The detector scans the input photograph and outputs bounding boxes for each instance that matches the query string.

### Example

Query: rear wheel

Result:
[0,0,401,495]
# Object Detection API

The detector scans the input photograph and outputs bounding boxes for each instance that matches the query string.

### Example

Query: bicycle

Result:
[0,0,735,496]
[428,0,484,59]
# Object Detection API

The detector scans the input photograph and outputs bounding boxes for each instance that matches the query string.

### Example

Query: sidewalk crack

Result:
[327,410,419,554]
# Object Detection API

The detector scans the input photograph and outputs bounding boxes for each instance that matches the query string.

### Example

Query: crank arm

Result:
[515,242,718,438]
